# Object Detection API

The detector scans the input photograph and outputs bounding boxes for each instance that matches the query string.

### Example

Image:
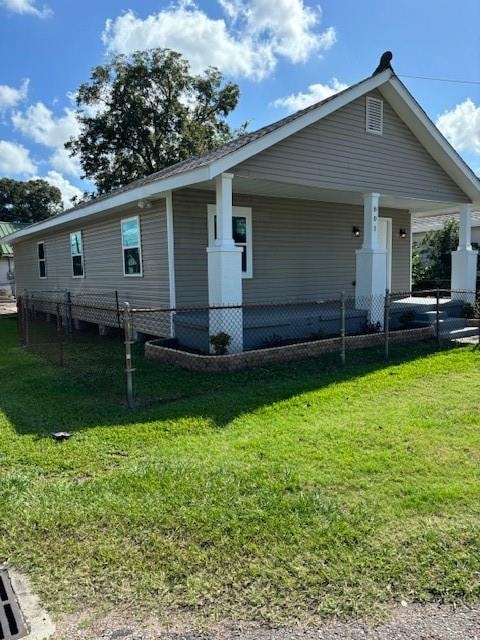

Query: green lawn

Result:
[1,316,480,625]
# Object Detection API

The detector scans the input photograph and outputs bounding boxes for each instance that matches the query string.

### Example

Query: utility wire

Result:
[398,74,480,86]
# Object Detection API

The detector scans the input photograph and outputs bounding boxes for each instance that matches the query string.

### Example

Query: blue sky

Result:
[0,0,479,205]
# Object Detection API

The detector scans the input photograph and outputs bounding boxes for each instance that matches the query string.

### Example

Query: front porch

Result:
[172,294,470,354]
[180,172,477,354]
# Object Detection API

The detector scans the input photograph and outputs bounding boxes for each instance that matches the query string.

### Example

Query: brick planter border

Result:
[145,326,434,372]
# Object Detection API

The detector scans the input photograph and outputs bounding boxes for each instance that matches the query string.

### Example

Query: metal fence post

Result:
[436,287,441,349]
[384,289,391,360]
[115,290,121,329]
[340,291,346,366]
[123,302,135,409]
[24,293,30,348]
[56,303,64,367]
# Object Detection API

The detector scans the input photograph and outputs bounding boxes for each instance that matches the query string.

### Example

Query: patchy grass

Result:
[0,316,479,624]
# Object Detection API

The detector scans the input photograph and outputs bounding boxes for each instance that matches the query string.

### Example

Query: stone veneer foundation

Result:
[145,326,434,372]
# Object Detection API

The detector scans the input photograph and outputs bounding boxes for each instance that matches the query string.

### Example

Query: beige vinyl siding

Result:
[173,189,411,306]
[14,201,170,313]
[233,90,468,203]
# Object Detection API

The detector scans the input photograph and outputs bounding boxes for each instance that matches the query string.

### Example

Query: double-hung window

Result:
[121,216,143,276]
[37,241,46,279]
[70,231,84,277]
[208,205,253,278]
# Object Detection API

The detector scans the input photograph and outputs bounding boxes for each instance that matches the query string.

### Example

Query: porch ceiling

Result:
[189,176,464,215]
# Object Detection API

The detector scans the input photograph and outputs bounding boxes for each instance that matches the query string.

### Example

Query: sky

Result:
[0,0,479,207]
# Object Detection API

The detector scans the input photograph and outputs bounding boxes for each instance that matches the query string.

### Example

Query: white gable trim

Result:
[208,70,393,177]
[380,78,480,204]
[5,67,480,244]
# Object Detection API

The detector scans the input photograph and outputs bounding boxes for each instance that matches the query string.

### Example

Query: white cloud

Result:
[0,140,36,175]
[12,101,81,176]
[34,170,82,208]
[272,78,348,112]
[0,0,52,18]
[0,79,29,111]
[102,1,336,81]
[436,98,480,155]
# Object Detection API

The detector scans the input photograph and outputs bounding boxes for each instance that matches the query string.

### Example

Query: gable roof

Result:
[5,68,480,244]
[0,221,28,256]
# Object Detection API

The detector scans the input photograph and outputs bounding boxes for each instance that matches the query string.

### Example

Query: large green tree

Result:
[412,219,459,288]
[0,178,63,224]
[66,49,241,194]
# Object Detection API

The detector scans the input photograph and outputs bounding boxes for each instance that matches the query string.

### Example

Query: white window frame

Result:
[121,215,143,277]
[207,204,253,278]
[70,230,85,279]
[37,241,47,279]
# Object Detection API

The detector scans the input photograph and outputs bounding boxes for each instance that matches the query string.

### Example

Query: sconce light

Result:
[352,226,360,237]
[399,228,407,239]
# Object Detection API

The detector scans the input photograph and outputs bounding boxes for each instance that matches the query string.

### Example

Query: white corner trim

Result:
[166,191,176,308]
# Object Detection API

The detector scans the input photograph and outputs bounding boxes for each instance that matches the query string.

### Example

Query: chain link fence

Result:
[16,288,480,408]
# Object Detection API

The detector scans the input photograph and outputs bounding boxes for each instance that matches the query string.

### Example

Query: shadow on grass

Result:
[0,316,467,437]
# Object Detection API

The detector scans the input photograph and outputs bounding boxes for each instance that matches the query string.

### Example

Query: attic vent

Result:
[366,96,383,135]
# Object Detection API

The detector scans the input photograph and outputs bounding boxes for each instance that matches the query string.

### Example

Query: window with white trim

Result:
[121,216,143,276]
[70,231,84,278]
[208,205,253,278]
[366,96,383,135]
[37,241,46,279]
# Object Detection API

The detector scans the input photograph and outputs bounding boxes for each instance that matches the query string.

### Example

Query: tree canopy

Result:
[66,48,242,194]
[0,178,63,224]
[412,219,459,288]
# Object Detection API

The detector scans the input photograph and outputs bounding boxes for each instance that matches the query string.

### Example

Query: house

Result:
[4,60,480,353]
[0,221,27,298]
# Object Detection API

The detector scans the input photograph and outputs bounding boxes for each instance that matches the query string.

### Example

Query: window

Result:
[70,231,84,277]
[37,241,46,279]
[366,96,383,135]
[121,216,143,276]
[208,205,253,278]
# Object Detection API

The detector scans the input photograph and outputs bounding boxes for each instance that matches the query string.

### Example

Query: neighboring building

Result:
[0,221,27,297]
[4,64,480,352]
[413,211,480,247]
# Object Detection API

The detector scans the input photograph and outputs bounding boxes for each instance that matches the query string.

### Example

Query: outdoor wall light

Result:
[352,226,360,237]
[399,228,407,239]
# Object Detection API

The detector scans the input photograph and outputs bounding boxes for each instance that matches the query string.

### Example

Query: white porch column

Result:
[451,203,478,303]
[207,173,243,353]
[355,193,387,324]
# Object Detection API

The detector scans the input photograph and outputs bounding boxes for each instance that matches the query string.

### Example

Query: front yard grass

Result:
[0,316,479,624]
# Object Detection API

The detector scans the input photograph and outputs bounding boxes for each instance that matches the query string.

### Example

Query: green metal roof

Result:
[0,221,28,257]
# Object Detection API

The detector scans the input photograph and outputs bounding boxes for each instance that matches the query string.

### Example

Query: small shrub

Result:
[399,309,416,329]
[209,332,231,355]
[463,301,480,319]
[360,320,382,334]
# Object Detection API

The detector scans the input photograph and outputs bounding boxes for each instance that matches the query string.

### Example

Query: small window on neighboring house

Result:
[70,231,84,277]
[208,205,253,278]
[366,96,383,134]
[37,241,46,278]
[121,216,143,276]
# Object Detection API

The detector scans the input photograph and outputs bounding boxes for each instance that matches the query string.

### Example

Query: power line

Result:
[398,74,480,86]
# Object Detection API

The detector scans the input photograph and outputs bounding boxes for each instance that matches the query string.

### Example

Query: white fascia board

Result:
[380,78,480,204]
[208,70,394,177]
[4,165,211,244]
